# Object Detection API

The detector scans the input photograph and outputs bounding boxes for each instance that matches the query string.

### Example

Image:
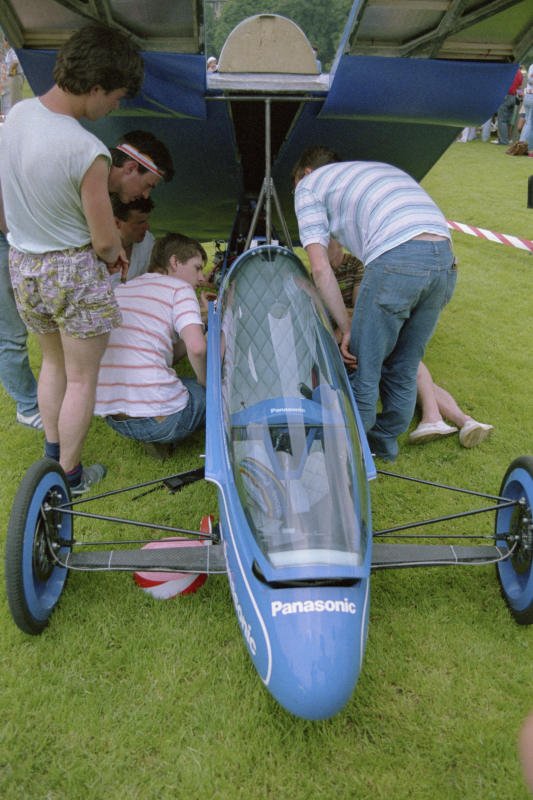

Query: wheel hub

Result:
[509,498,533,575]
[33,490,65,581]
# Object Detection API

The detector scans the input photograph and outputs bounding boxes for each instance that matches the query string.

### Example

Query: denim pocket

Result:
[375,265,430,319]
[443,266,457,308]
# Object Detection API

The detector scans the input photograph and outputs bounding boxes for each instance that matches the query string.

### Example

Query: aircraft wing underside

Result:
[2,0,532,241]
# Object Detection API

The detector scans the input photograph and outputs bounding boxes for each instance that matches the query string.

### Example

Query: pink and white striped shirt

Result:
[94,273,203,418]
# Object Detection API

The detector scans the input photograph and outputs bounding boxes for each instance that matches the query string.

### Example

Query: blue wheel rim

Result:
[22,471,72,622]
[496,467,533,612]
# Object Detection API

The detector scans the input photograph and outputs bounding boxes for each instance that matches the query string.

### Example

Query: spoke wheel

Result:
[5,458,73,635]
[496,456,533,624]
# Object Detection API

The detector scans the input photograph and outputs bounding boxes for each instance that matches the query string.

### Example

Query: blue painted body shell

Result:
[205,245,375,719]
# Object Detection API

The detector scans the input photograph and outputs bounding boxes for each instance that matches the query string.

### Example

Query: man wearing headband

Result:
[109,130,174,203]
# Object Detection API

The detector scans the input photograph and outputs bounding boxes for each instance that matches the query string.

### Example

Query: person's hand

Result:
[339,331,357,370]
[107,248,129,283]
[199,290,217,309]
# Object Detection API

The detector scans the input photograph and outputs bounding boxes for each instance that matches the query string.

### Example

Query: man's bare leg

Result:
[416,361,443,424]
[409,362,459,444]
[432,382,471,428]
[58,332,109,473]
[412,362,493,448]
[520,710,533,793]
[36,331,67,444]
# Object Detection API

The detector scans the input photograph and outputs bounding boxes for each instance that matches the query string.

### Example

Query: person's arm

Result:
[80,155,123,266]
[172,339,187,363]
[305,242,357,369]
[179,323,207,386]
[327,237,344,269]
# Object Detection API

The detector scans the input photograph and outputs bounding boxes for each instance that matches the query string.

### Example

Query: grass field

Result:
[1,138,533,799]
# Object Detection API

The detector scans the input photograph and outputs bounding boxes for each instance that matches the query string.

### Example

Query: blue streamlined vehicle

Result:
[5,241,533,720]
[4,1,533,720]
[205,245,374,719]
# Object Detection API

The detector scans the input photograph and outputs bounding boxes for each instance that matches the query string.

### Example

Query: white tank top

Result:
[0,97,110,253]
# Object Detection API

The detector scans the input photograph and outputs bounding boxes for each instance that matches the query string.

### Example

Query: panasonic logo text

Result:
[271,598,357,617]
[227,568,257,655]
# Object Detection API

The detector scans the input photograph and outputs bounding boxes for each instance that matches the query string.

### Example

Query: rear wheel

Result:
[496,456,533,624]
[5,458,73,634]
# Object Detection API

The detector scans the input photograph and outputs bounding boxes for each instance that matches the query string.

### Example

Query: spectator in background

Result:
[312,45,322,73]
[457,126,477,143]
[110,195,155,288]
[0,36,8,115]
[494,67,523,145]
[0,208,42,430]
[520,64,533,150]
[207,56,218,73]
[4,38,24,114]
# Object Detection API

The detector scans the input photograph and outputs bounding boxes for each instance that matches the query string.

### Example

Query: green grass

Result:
[2,138,533,799]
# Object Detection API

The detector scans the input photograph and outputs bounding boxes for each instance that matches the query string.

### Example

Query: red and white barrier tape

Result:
[447,220,533,253]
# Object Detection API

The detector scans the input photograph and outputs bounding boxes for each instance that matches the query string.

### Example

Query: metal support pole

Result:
[239,96,294,252]
[265,98,272,244]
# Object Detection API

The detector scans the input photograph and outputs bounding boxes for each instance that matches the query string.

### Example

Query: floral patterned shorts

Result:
[9,244,122,338]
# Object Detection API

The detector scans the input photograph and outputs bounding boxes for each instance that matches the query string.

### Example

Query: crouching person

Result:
[94,233,207,459]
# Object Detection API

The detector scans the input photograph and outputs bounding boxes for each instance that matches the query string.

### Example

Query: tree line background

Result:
[204,0,354,71]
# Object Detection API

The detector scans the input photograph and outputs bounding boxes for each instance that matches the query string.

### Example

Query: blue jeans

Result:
[0,232,39,416]
[497,93,516,144]
[522,91,533,146]
[104,377,206,444]
[349,239,457,461]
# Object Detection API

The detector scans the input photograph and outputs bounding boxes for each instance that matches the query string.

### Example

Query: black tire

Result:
[5,458,72,635]
[495,456,533,624]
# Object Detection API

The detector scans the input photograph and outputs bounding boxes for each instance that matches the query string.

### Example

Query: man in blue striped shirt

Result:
[293,145,456,461]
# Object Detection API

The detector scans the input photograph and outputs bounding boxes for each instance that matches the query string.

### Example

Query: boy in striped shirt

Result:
[293,145,456,462]
[94,233,207,459]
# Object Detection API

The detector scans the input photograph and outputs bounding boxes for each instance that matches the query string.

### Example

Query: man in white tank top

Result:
[0,24,145,494]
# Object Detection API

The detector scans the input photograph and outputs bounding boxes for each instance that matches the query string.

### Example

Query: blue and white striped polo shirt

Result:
[295,161,450,266]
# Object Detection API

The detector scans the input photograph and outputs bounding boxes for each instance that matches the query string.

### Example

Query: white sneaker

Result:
[459,420,493,448]
[17,410,44,430]
[409,420,458,444]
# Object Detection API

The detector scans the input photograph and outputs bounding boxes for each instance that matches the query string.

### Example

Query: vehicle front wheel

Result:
[5,458,73,635]
[496,456,533,625]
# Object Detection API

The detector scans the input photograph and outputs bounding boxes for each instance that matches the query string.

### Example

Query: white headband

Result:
[116,143,164,178]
